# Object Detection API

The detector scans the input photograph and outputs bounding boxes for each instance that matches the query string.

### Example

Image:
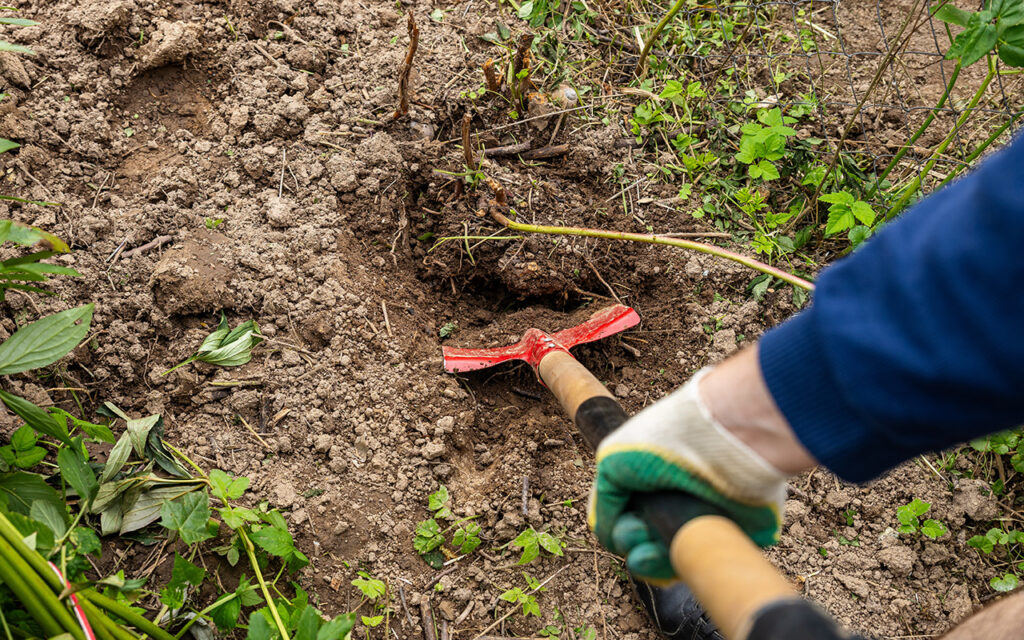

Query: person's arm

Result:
[759,134,1024,482]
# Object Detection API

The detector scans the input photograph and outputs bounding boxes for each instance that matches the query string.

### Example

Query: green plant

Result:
[438,322,457,339]
[0,221,80,298]
[499,572,544,617]
[734,108,798,181]
[895,498,948,539]
[162,312,263,375]
[886,1,1024,216]
[0,7,35,56]
[204,217,224,229]
[413,485,481,568]
[510,526,564,565]
[967,527,1024,592]
[819,191,877,246]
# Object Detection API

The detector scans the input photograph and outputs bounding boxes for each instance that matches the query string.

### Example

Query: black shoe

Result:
[630,577,724,640]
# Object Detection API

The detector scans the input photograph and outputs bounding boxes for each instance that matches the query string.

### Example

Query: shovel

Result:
[443,305,854,640]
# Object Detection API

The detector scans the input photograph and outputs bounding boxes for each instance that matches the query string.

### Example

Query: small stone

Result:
[276,435,294,453]
[614,384,630,398]
[313,434,333,453]
[436,416,455,431]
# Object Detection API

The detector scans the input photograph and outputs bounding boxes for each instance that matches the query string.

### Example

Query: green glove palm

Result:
[588,370,786,582]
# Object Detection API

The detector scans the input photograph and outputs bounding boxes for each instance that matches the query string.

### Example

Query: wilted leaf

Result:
[100,433,133,483]
[0,391,71,446]
[58,444,99,506]
[0,470,64,516]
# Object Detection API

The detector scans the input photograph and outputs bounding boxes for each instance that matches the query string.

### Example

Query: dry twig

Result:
[393,11,420,119]
[120,235,174,259]
[482,58,501,92]
[461,113,475,169]
[520,144,569,160]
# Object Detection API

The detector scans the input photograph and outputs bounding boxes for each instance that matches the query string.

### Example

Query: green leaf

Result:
[30,500,68,537]
[360,615,383,628]
[848,225,872,247]
[824,206,855,237]
[0,391,71,446]
[909,498,931,516]
[2,509,55,551]
[931,4,972,27]
[756,160,780,181]
[896,504,918,527]
[246,611,273,640]
[219,505,259,529]
[537,531,563,556]
[517,1,534,19]
[951,19,998,66]
[990,573,1019,592]
[0,41,34,55]
[160,491,214,545]
[0,304,92,375]
[500,587,523,603]
[250,525,295,557]
[413,518,444,554]
[0,139,18,154]
[428,485,450,511]
[850,200,876,226]
[159,552,206,609]
[297,606,323,640]
[126,414,160,458]
[522,594,540,617]
[100,433,132,483]
[999,26,1024,66]
[819,191,854,205]
[211,595,243,630]
[50,408,115,443]
[317,614,356,640]
[0,470,64,516]
[71,526,101,555]
[514,528,540,565]
[209,469,250,502]
[58,445,99,506]
[352,572,386,601]
[0,18,37,26]
[920,519,947,539]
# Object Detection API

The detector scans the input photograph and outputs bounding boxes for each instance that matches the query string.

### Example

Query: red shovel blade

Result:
[442,304,640,373]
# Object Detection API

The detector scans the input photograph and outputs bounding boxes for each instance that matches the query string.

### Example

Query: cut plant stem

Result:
[887,56,996,218]
[239,528,291,640]
[489,210,814,291]
[935,108,1022,190]
[867,60,962,199]
[635,0,686,77]
[0,539,65,638]
[392,11,419,119]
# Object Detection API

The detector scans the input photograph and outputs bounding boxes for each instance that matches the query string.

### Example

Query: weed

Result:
[439,322,458,339]
[734,108,798,181]
[819,191,877,246]
[967,526,1024,592]
[0,7,36,55]
[204,217,225,229]
[162,313,263,375]
[500,572,544,617]
[510,526,564,564]
[413,485,481,568]
[895,498,947,540]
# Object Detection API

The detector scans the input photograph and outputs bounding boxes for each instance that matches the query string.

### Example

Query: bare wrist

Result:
[698,346,817,475]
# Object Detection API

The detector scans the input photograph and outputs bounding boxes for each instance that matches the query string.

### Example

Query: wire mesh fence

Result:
[620,0,1024,207]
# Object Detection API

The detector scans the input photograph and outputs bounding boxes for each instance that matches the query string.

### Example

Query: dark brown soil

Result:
[0,1,1019,638]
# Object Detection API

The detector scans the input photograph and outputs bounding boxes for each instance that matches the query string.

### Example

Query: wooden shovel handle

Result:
[536,349,797,640]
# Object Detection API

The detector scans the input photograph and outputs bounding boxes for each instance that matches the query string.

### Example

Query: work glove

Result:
[588,369,787,582]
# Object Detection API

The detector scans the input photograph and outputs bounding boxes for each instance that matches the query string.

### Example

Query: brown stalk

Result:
[511,34,534,108]
[482,58,501,92]
[393,11,419,120]
[461,113,475,169]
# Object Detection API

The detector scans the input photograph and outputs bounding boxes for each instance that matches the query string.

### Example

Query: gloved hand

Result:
[588,368,787,582]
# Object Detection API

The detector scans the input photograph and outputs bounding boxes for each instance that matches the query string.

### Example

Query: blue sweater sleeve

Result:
[759,135,1024,483]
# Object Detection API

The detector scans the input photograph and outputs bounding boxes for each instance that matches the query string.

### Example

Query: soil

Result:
[0,1,1019,639]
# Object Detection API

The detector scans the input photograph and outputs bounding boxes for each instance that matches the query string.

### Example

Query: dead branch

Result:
[393,11,419,120]
[482,176,507,208]
[420,600,436,640]
[120,235,174,259]
[520,144,569,160]
[482,140,532,158]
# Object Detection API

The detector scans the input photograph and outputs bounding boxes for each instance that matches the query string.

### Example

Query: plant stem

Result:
[887,57,997,218]
[0,536,84,640]
[159,356,195,377]
[935,108,1023,190]
[239,528,291,640]
[868,60,962,199]
[172,588,253,639]
[490,211,815,291]
[0,540,66,637]
[635,0,686,77]
[79,591,176,640]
